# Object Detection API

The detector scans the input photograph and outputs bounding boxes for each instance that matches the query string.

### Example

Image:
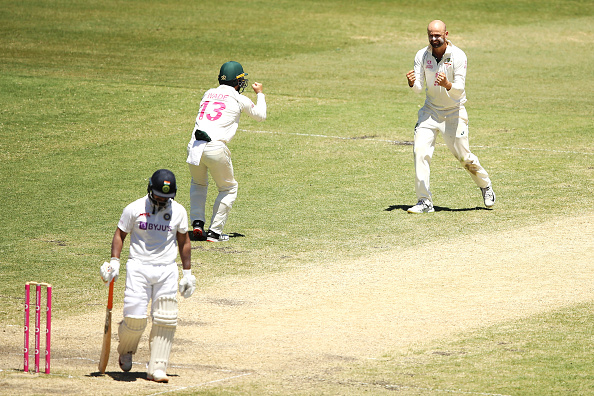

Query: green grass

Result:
[349,302,594,395]
[1,0,593,393]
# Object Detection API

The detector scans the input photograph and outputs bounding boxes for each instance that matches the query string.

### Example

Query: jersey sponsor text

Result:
[139,221,173,232]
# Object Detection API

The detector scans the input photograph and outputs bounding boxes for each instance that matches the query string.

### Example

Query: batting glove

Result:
[178,269,196,298]
[100,258,120,284]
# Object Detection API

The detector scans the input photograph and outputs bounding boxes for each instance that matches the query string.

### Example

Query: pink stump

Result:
[23,283,30,373]
[35,284,41,373]
[45,285,52,374]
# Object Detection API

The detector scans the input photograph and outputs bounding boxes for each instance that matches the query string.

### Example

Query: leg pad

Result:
[117,317,147,355]
[147,296,178,375]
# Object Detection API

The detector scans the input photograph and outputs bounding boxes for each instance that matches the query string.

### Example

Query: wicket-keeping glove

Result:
[100,257,120,284]
[178,269,196,298]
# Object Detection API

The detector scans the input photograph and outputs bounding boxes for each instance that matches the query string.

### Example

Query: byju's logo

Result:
[139,222,172,232]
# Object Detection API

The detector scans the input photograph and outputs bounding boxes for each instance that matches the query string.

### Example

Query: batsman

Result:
[100,169,196,383]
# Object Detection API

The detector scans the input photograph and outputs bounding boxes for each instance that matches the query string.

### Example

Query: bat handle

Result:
[107,279,115,309]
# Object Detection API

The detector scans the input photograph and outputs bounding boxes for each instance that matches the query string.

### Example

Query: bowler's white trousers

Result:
[188,141,238,235]
[414,105,491,203]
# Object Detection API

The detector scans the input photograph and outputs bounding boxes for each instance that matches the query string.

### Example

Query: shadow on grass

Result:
[385,204,491,212]
[189,232,245,242]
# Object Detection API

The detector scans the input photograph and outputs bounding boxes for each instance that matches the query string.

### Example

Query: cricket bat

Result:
[98,279,115,373]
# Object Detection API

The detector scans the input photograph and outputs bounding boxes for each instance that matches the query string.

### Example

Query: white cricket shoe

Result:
[147,369,169,383]
[206,230,230,242]
[481,185,496,208]
[407,199,434,214]
[119,353,132,372]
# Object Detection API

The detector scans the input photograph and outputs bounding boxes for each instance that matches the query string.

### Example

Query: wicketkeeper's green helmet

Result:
[218,61,249,93]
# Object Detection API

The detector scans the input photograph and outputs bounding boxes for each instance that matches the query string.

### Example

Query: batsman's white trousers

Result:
[123,260,178,318]
[188,141,238,235]
[413,106,491,203]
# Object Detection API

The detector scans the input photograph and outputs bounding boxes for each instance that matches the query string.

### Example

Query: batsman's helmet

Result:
[147,169,177,211]
[218,61,249,93]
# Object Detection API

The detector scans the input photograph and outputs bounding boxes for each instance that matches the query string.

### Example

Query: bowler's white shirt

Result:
[411,41,467,111]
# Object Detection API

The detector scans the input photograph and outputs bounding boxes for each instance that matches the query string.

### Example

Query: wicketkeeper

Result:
[100,169,196,383]
[187,61,267,242]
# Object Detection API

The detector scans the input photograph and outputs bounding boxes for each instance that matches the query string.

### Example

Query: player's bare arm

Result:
[176,231,191,270]
[110,227,127,259]
[100,227,126,284]
[435,72,452,90]
[252,82,263,94]
[406,70,416,87]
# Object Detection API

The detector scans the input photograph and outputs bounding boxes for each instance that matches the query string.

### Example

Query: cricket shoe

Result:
[119,353,132,372]
[147,369,169,383]
[481,185,496,208]
[192,220,205,240]
[407,199,435,214]
[206,230,230,242]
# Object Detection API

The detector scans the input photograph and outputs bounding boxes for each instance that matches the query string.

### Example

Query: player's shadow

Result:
[189,231,245,242]
[88,371,145,382]
[88,371,179,382]
[188,233,206,241]
[385,204,491,212]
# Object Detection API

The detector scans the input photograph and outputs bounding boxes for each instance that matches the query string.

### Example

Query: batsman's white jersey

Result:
[117,196,189,265]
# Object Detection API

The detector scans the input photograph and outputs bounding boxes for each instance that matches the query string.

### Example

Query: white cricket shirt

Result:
[189,84,266,145]
[117,195,188,265]
[411,41,467,111]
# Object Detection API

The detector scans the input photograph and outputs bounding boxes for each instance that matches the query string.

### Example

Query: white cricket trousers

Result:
[188,141,238,235]
[413,106,491,203]
[123,260,178,318]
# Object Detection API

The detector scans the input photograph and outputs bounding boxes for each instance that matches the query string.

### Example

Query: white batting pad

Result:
[147,296,177,374]
[117,317,147,355]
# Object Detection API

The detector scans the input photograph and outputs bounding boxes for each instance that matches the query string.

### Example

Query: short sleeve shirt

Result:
[118,196,188,265]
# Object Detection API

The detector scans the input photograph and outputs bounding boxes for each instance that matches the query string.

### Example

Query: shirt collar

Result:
[218,84,238,93]
[428,40,453,55]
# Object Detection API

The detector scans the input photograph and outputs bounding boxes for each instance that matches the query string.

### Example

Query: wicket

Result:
[24,282,52,374]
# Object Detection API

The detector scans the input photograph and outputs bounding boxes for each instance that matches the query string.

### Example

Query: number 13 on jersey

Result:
[198,101,226,121]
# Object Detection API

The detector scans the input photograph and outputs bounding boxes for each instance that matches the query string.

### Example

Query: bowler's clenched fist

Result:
[435,72,451,90]
[406,70,416,87]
